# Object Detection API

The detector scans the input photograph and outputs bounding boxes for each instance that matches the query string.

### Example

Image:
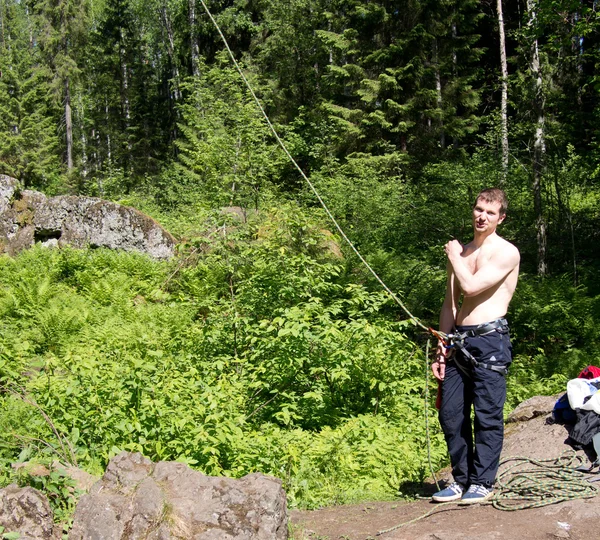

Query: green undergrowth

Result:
[0,207,446,512]
[0,205,596,518]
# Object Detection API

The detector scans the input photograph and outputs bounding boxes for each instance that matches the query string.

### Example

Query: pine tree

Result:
[0,0,62,188]
[36,0,90,177]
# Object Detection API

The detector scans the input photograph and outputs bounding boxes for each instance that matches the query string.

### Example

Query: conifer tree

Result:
[174,59,282,208]
[0,0,61,188]
[36,0,90,178]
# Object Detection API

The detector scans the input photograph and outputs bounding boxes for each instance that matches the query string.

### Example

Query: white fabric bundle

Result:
[567,377,600,414]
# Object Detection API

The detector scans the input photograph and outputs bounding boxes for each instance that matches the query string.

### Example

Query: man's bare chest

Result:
[461,247,492,274]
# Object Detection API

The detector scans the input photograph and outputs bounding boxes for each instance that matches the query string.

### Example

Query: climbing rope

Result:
[376,501,460,536]
[375,451,599,535]
[493,452,599,510]
[198,0,442,340]
[424,338,440,492]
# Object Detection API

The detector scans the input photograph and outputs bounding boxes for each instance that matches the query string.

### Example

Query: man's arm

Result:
[432,264,460,381]
[446,240,520,297]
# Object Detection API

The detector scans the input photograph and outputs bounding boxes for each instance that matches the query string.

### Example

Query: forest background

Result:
[1,0,600,531]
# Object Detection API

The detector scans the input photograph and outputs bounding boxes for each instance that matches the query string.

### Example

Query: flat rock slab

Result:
[291,396,597,540]
[69,451,288,540]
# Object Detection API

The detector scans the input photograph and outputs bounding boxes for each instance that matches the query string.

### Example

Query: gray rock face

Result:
[0,175,175,259]
[69,452,288,540]
[506,394,559,423]
[0,484,56,540]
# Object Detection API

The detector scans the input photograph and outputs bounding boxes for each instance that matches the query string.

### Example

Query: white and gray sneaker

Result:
[459,484,494,504]
[431,481,464,502]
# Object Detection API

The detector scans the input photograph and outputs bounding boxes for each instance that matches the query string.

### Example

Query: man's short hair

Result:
[474,188,508,216]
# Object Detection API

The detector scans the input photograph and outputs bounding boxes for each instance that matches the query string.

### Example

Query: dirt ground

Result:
[289,400,600,540]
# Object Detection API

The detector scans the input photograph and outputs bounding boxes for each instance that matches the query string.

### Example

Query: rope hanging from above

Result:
[198,0,442,340]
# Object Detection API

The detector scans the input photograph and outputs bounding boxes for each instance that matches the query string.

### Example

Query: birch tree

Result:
[497,0,509,179]
[527,0,547,276]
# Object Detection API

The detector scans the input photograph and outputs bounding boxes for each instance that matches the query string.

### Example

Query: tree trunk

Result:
[497,0,509,179]
[119,38,131,123]
[105,99,112,168]
[189,0,200,77]
[79,96,87,182]
[433,39,445,149]
[0,0,5,49]
[161,4,182,101]
[25,4,33,49]
[65,77,74,171]
[554,175,577,285]
[451,22,459,148]
[527,0,547,276]
[118,29,132,173]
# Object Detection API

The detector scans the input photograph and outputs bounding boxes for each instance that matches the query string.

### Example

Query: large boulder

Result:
[0,484,56,540]
[0,175,176,259]
[69,452,288,540]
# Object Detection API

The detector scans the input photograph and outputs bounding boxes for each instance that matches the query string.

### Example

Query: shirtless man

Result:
[431,187,520,504]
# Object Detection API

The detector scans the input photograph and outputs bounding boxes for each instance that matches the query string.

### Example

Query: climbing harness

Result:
[445,318,509,376]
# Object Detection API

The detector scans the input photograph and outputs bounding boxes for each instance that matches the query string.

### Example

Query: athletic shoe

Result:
[431,482,464,502]
[459,484,494,504]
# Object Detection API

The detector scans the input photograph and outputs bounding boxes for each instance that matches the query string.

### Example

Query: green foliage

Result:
[510,273,600,378]
[506,357,567,412]
[0,212,448,511]
[1,197,598,516]
[0,1,63,189]
[172,57,284,209]
[4,0,600,518]
[15,462,79,523]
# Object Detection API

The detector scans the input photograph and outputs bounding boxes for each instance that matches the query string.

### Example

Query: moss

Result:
[13,198,34,226]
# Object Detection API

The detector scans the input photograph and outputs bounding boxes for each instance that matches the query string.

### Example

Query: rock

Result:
[220,206,256,223]
[0,484,56,540]
[69,451,288,540]
[0,174,18,213]
[11,462,51,477]
[506,395,558,423]
[11,461,99,493]
[57,463,99,493]
[0,175,176,259]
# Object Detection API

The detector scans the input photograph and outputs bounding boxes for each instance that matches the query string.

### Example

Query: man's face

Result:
[472,198,505,234]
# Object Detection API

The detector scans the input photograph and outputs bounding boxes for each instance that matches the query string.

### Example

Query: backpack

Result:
[552,393,577,424]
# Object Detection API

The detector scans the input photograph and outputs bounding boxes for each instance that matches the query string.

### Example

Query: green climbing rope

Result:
[493,452,599,511]
[375,452,599,536]
[424,338,440,492]
[376,501,459,536]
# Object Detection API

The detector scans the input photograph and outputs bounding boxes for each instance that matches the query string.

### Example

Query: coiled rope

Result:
[493,453,599,510]
[198,0,441,339]
[376,452,599,536]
